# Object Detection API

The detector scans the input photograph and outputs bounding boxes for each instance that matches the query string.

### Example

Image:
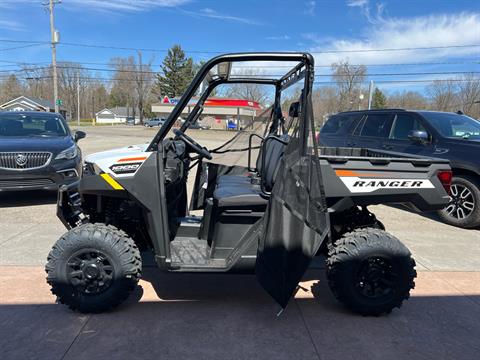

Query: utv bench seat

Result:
[213,134,290,209]
[213,183,268,207]
[217,174,254,185]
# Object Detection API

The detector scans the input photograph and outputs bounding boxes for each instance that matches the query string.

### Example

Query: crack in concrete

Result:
[0,224,37,246]
[60,315,92,360]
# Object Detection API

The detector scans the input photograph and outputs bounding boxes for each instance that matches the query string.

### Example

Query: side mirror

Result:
[408,130,429,144]
[289,102,300,117]
[74,130,86,142]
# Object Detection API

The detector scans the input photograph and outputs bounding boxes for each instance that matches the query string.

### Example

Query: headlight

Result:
[55,145,78,160]
[83,161,95,175]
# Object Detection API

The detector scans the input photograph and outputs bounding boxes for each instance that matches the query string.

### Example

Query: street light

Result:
[359,93,364,110]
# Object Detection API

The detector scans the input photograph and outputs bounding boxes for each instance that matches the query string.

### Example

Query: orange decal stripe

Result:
[335,169,388,177]
[117,156,148,162]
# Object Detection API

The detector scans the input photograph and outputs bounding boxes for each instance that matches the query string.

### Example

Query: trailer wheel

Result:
[46,223,141,313]
[326,228,416,316]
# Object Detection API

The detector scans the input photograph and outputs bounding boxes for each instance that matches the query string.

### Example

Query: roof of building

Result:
[152,97,262,109]
[0,95,65,110]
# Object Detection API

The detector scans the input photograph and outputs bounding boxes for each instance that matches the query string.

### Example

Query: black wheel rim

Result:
[356,257,398,299]
[444,184,475,220]
[66,249,114,295]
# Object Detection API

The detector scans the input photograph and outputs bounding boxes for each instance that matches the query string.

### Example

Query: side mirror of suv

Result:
[408,130,429,144]
[74,130,86,142]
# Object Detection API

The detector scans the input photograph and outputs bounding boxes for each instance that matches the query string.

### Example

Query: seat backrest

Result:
[45,118,59,132]
[261,134,290,192]
[3,120,23,136]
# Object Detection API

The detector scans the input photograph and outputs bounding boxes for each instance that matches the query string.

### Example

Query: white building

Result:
[95,107,140,124]
[0,96,67,118]
[151,97,262,130]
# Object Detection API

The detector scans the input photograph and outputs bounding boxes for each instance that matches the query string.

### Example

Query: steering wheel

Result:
[173,129,213,160]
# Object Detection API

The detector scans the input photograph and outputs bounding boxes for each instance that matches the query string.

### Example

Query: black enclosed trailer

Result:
[47,52,451,315]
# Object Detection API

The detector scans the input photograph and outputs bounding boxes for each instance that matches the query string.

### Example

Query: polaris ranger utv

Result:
[46,53,452,316]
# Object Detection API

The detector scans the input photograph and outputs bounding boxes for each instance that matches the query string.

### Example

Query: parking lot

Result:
[1,126,480,360]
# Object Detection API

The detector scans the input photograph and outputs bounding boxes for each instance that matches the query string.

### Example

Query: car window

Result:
[0,113,67,137]
[389,114,427,140]
[359,114,391,138]
[420,112,480,138]
[321,114,361,135]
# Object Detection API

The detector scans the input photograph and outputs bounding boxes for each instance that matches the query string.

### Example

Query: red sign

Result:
[203,98,261,109]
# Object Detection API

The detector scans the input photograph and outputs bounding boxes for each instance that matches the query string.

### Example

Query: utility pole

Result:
[77,72,80,125]
[368,80,374,110]
[46,0,60,113]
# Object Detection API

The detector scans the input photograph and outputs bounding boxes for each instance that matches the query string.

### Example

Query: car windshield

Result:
[420,112,480,139]
[0,113,67,137]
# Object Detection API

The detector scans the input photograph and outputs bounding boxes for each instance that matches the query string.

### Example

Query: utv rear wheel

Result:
[438,175,480,229]
[46,223,141,313]
[326,228,416,316]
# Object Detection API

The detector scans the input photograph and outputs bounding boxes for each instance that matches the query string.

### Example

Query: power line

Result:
[3,58,478,69]
[0,44,46,52]
[313,79,480,85]
[4,74,479,85]
[235,60,480,68]
[0,38,479,54]
[3,63,479,77]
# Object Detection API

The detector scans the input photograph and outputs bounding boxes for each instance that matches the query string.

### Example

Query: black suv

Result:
[319,109,480,228]
[0,111,85,192]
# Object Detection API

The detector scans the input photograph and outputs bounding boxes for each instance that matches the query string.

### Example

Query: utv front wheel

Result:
[326,228,416,316]
[46,223,142,313]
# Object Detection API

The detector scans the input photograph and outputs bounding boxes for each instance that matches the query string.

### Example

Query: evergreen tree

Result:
[371,88,387,109]
[154,45,194,98]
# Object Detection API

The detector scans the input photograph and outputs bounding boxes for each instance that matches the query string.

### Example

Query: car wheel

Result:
[438,175,480,229]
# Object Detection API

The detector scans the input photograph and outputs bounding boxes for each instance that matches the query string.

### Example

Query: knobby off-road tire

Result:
[438,175,480,229]
[46,223,142,313]
[326,228,416,316]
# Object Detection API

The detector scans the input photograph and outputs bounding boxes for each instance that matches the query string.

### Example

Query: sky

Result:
[0,0,479,93]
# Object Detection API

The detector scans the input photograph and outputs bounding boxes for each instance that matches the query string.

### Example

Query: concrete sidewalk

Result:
[1,266,480,360]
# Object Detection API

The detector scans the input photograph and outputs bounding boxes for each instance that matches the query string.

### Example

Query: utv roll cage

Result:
[147,52,315,151]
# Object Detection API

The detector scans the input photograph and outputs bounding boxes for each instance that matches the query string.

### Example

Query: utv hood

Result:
[85,143,149,164]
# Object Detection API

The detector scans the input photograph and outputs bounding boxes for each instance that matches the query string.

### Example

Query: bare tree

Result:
[57,62,89,120]
[331,60,367,111]
[23,65,52,100]
[225,69,269,105]
[133,52,154,124]
[0,74,24,103]
[427,80,458,111]
[83,80,109,120]
[457,73,480,118]
[312,86,339,126]
[387,90,429,110]
[109,57,136,115]
[110,53,154,123]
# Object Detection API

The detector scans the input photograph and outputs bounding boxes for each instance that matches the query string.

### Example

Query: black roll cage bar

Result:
[147,52,315,152]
